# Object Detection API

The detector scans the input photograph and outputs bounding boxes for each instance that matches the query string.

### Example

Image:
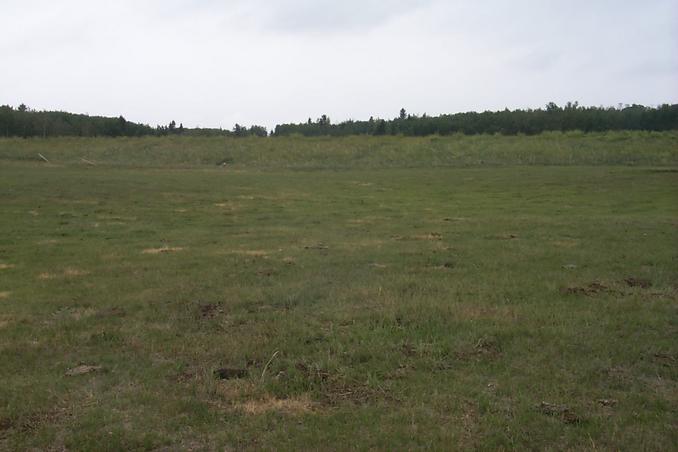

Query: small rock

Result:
[562,264,578,270]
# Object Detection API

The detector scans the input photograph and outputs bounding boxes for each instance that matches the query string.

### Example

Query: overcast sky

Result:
[1,0,676,130]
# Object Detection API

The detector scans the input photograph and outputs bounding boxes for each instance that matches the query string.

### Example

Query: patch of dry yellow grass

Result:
[552,239,579,248]
[38,268,89,279]
[237,395,315,416]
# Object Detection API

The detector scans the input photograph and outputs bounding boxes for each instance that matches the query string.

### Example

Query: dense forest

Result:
[273,103,678,137]
[2,102,677,139]
[0,104,267,138]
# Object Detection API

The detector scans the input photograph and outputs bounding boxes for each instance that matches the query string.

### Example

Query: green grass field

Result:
[1,133,677,450]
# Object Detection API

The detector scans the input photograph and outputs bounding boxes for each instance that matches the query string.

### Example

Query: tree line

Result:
[273,103,678,137]
[0,104,269,138]
[2,102,677,139]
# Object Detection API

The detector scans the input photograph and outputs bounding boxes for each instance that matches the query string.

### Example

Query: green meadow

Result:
[1,132,677,450]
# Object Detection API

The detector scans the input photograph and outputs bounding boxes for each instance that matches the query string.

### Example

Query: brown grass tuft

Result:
[142,246,184,254]
[233,250,269,257]
[64,268,89,277]
[237,395,315,416]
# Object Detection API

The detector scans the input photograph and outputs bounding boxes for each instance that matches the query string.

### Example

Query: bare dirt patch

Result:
[624,277,652,289]
[459,401,480,449]
[537,401,582,424]
[95,307,127,318]
[199,303,223,319]
[142,246,184,254]
[0,264,15,270]
[0,292,10,300]
[652,352,677,367]
[232,250,269,257]
[214,368,248,380]
[65,365,102,376]
[560,281,618,296]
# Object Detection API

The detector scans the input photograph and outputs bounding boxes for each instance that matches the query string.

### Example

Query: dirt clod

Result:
[199,303,222,319]
[652,352,676,366]
[214,368,248,380]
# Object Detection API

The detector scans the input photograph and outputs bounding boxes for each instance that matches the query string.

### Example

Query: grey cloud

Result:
[238,0,439,33]
[0,0,675,130]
